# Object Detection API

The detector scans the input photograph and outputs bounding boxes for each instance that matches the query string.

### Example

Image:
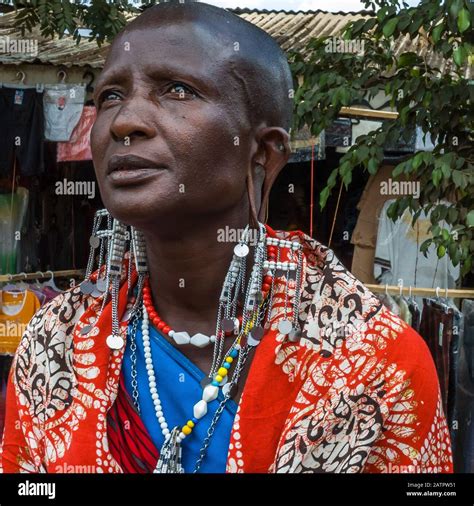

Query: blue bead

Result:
[230,349,238,358]
[192,417,198,424]
[224,363,231,369]
[212,380,219,386]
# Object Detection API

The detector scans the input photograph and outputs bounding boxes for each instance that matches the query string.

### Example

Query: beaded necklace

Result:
[81,210,305,472]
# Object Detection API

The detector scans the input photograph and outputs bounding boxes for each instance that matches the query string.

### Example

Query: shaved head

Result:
[123,1,294,131]
[92,0,292,231]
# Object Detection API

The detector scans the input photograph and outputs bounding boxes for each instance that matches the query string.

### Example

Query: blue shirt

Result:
[122,318,238,473]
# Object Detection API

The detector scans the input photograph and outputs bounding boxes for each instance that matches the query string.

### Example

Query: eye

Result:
[98,89,122,105]
[167,82,197,98]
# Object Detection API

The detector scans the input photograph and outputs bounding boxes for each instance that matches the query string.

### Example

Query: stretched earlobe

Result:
[246,167,259,229]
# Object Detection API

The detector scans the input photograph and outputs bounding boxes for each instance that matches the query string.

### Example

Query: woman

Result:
[0,2,453,473]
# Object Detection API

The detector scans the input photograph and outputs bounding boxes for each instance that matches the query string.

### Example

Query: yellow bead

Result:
[215,375,223,382]
[182,425,192,435]
[225,356,233,363]
[187,420,195,428]
[218,367,228,377]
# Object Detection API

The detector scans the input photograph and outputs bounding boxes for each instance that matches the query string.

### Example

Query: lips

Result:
[107,154,166,174]
[106,154,167,187]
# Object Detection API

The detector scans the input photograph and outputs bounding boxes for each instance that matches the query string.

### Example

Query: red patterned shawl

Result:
[0,227,453,473]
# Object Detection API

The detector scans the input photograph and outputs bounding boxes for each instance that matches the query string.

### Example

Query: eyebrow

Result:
[95,61,218,96]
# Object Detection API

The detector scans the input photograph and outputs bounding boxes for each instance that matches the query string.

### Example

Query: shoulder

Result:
[10,284,95,419]
[273,228,436,386]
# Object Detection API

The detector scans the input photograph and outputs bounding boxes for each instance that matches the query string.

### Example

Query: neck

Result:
[141,211,252,337]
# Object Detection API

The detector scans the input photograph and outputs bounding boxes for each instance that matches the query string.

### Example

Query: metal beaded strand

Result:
[105,219,128,349]
[288,248,304,342]
[85,211,101,279]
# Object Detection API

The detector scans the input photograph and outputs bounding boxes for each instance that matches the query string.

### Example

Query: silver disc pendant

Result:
[234,243,249,258]
[106,334,124,350]
[79,324,93,336]
[222,382,238,399]
[91,288,102,298]
[288,328,302,342]
[89,235,100,248]
[96,278,107,292]
[250,326,264,340]
[247,335,261,347]
[278,319,293,335]
[222,318,235,332]
[80,280,94,294]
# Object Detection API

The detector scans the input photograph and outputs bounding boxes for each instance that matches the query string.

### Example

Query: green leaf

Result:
[453,45,467,66]
[467,210,474,227]
[458,8,471,33]
[356,145,369,162]
[412,153,424,169]
[319,186,330,209]
[432,22,444,43]
[368,158,378,174]
[327,168,338,188]
[340,88,350,106]
[448,207,458,224]
[392,162,405,177]
[342,170,353,189]
[383,18,399,38]
[440,163,451,178]
[398,52,417,67]
[449,0,463,20]
[432,168,442,187]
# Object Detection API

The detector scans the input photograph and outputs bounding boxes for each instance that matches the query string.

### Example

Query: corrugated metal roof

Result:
[0,8,470,78]
[234,8,371,52]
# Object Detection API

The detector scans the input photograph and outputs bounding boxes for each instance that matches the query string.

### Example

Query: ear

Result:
[251,126,291,222]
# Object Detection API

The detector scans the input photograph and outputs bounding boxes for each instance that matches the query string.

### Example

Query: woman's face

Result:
[91,22,254,231]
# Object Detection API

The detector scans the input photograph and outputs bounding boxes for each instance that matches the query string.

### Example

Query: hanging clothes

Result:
[407,296,421,333]
[374,200,460,303]
[0,86,45,177]
[376,291,401,316]
[393,295,412,326]
[419,298,454,419]
[57,106,96,162]
[43,84,86,142]
[0,288,41,355]
[451,299,474,473]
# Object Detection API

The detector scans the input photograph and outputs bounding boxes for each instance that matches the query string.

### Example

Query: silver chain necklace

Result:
[128,310,251,472]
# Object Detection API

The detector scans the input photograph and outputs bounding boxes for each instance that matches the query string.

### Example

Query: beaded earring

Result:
[105,219,128,350]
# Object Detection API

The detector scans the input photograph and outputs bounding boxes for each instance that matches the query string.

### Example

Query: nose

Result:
[109,97,157,143]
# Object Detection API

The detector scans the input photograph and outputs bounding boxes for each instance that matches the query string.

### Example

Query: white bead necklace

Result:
[141,304,171,439]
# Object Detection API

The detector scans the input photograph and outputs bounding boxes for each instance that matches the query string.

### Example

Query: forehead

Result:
[101,22,236,85]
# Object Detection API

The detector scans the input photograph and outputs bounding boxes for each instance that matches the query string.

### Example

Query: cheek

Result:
[172,107,250,199]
